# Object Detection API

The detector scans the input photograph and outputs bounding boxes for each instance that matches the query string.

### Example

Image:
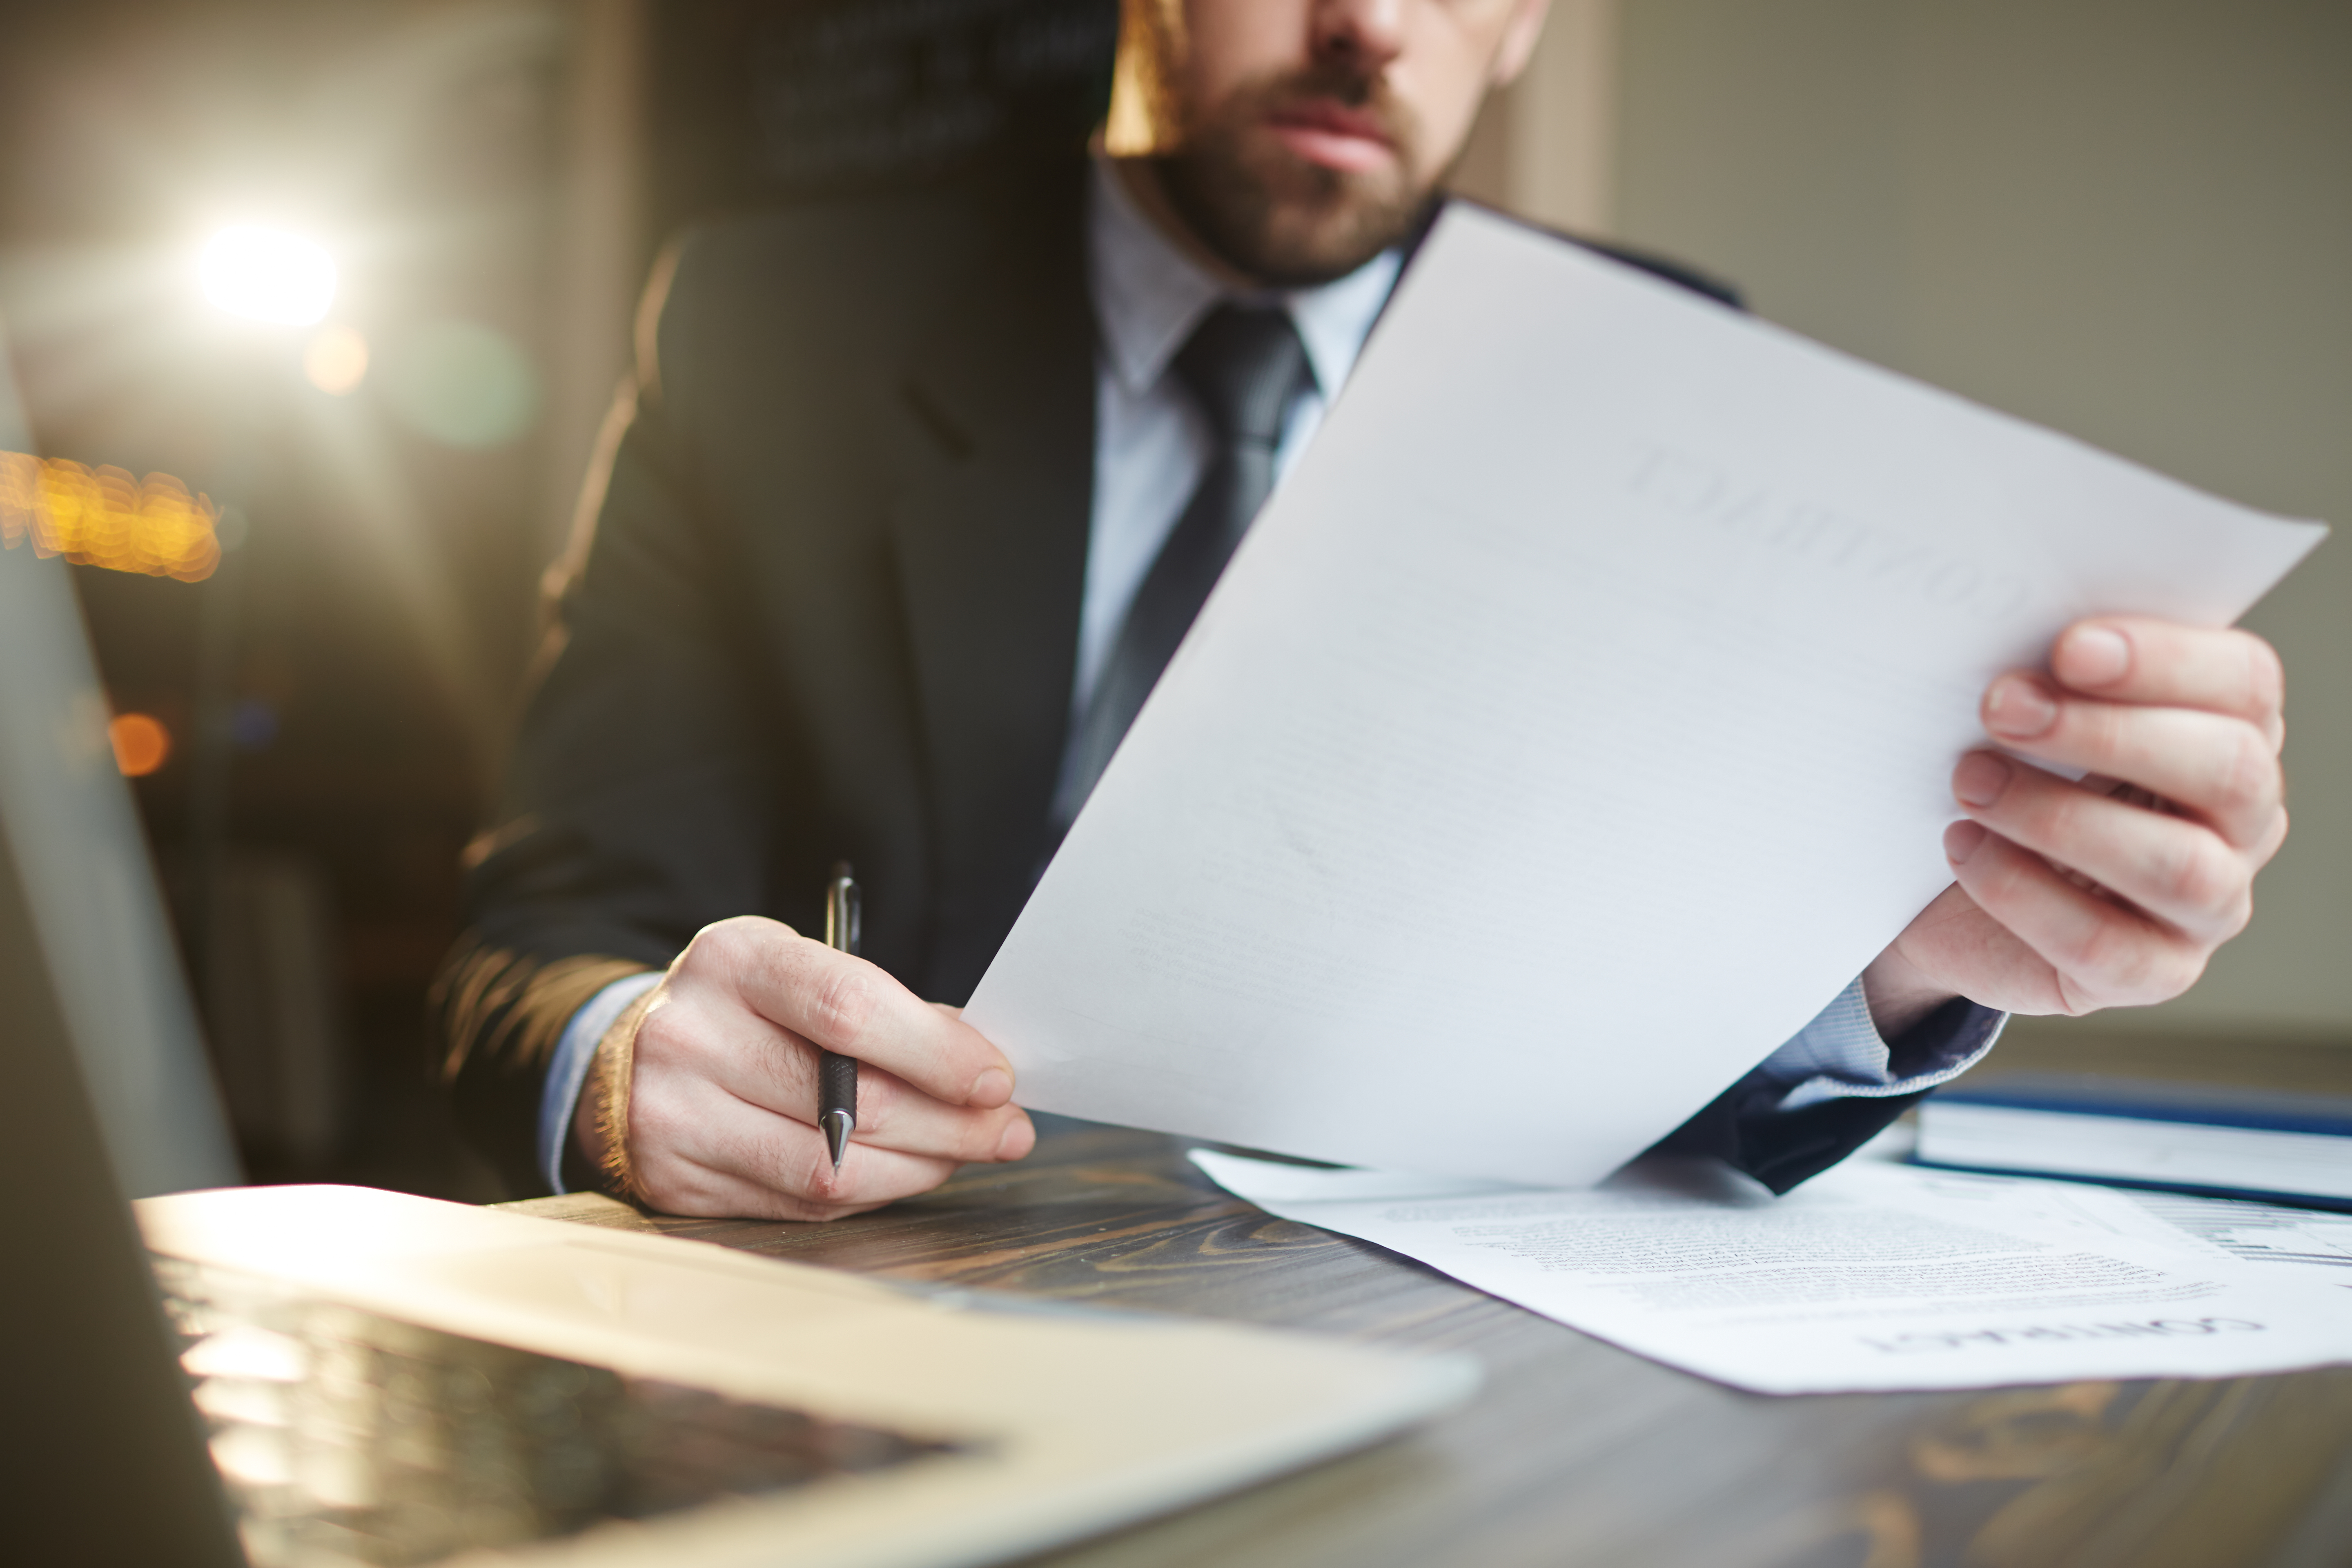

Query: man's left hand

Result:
[1864,617,2288,1033]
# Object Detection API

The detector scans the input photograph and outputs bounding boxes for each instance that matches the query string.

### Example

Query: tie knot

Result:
[1172,303,1312,450]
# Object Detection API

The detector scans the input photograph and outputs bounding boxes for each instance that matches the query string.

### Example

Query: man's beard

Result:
[1154,61,1440,289]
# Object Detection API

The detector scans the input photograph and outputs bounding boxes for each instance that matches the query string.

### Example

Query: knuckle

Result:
[2102,934,2200,1007]
[2215,891,2253,942]
[2031,781,2094,846]
[2128,947,2191,1005]
[630,1003,688,1064]
[2067,918,2164,1004]
[2054,986,2097,1019]
[808,960,880,1047]
[686,915,784,973]
[2153,944,2208,1002]
[2259,806,2291,864]
[682,918,744,969]
[2154,835,2237,914]
[2067,699,2126,764]
[2211,729,2281,830]
[2063,919,2126,987]
[1967,836,2036,907]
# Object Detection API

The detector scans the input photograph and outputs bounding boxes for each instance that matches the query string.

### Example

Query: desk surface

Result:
[505,1045,2352,1568]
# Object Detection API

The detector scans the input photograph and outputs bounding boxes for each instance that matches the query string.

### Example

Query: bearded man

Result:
[434,0,2290,1217]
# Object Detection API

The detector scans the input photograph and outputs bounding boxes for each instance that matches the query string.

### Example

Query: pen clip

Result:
[825,862,861,957]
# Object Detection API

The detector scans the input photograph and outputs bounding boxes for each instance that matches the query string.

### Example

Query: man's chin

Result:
[1161,142,1427,288]
[1252,203,1415,285]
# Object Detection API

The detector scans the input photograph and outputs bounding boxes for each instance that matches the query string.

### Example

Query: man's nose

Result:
[1311,0,1408,75]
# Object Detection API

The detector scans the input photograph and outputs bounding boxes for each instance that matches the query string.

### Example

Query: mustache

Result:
[1265,56,1383,110]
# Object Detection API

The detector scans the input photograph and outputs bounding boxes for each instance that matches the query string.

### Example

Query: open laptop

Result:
[0,350,1475,1566]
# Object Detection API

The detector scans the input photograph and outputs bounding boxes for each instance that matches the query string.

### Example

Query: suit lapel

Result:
[887,161,1096,982]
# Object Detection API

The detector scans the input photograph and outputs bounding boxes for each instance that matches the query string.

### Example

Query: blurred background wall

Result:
[1655,0,2349,1052]
[0,0,2341,1200]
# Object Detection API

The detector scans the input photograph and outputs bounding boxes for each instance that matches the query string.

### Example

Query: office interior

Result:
[2,0,2348,1559]
[4,0,2333,1203]
[5,0,2338,1199]
[2,0,1173,1200]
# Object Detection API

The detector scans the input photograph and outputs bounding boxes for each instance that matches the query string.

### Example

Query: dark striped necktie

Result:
[1061,302,1313,819]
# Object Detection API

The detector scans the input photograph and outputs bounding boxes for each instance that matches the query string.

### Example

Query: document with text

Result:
[965,205,2327,1185]
[1192,1150,2352,1395]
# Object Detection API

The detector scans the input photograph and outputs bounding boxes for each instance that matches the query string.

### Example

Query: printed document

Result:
[965,206,2326,1185]
[1192,1151,2352,1395]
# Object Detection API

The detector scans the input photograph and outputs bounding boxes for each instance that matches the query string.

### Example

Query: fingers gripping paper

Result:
[964,207,2325,1186]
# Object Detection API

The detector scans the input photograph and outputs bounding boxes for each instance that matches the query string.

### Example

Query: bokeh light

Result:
[231,697,281,751]
[108,713,172,777]
[377,319,540,450]
[1,451,222,580]
[304,324,370,394]
[200,225,338,325]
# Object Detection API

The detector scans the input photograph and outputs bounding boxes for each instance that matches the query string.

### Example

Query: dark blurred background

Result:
[0,0,1119,1200]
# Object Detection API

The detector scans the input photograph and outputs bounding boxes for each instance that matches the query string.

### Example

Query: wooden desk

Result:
[506,1074,2352,1568]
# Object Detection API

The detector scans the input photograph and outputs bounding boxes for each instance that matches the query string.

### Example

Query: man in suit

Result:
[436,0,2290,1216]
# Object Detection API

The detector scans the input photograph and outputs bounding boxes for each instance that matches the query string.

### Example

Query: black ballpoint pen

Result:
[819,864,861,1170]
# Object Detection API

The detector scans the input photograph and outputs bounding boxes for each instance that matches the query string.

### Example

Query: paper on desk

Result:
[1191,1150,2352,1395]
[1859,1120,2352,1289]
[965,205,2327,1186]
[2098,1190,2352,1287]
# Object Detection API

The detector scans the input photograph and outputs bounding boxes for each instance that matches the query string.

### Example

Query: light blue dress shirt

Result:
[536,155,2003,1194]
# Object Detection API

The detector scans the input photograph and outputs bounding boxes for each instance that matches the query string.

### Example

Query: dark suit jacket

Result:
[433,156,1929,1198]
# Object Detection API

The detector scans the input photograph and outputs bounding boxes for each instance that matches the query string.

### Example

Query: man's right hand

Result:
[572,916,1035,1221]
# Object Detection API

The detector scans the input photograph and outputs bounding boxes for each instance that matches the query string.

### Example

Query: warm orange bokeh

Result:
[0,452,222,581]
[107,712,172,777]
[304,323,369,394]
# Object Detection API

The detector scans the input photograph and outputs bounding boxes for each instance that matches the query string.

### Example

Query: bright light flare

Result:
[200,226,337,325]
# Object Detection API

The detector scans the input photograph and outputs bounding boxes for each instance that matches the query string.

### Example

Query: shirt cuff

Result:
[1754,976,2007,1112]
[537,971,663,1196]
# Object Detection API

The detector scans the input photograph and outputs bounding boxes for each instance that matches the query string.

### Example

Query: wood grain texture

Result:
[506,1102,2352,1568]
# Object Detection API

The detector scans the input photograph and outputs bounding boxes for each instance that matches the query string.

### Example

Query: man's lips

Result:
[1264,101,1396,174]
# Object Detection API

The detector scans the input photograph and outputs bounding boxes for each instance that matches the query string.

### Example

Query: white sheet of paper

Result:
[1192,1151,2352,1395]
[966,206,2326,1185]
[1998,1182,2352,1290]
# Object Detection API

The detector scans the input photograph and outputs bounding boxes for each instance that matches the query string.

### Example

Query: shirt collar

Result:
[1087,151,1404,400]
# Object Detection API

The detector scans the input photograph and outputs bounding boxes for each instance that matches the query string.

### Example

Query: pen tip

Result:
[822,1108,854,1170]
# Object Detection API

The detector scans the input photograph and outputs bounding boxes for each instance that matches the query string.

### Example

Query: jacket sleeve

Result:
[1646,994,2000,1192]
[429,241,782,1196]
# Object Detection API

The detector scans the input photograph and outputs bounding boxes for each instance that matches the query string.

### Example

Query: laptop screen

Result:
[0,320,241,1200]
[156,1254,963,1567]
